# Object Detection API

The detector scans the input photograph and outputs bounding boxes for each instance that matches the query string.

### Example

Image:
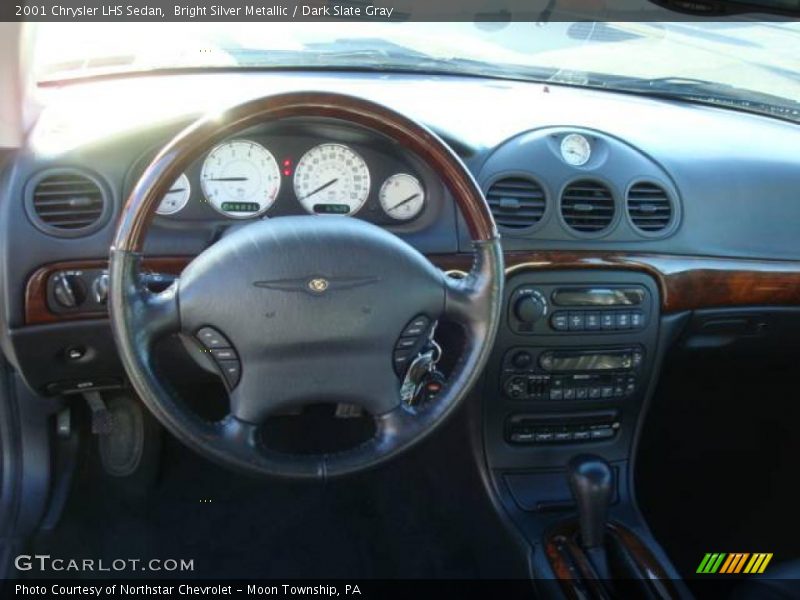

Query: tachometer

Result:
[293,143,370,215]
[200,140,281,218]
[156,173,191,216]
[379,174,425,221]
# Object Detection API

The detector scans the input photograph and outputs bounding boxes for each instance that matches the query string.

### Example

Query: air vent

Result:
[627,182,673,234]
[485,177,547,229]
[27,170,108,236]
[560,180,615,234]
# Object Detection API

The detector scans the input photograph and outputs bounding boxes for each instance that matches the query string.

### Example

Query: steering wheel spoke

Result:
[443,240,504,332]
[109,249,181,351]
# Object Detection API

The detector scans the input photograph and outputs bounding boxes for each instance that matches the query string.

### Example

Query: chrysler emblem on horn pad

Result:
[253,275,379,295]
[307,278,329,293]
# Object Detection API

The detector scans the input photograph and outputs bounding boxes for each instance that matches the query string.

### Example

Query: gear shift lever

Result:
[568,454,613,577]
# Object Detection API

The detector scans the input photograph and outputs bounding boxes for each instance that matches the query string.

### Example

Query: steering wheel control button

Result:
[393,315,435,375]
[211,348,237,361]
[196,327,231,349]
[396,337,418,350]
[401,316,430,337]
[218,361,241,388]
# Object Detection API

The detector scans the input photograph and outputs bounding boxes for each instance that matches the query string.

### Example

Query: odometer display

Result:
[221,202,261,213]
[200,140,281,218]
[313,203,351,215]
[293,143,370,216]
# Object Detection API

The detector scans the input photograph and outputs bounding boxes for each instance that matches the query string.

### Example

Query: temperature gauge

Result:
[156,173,191,215]
[379,174,425,221]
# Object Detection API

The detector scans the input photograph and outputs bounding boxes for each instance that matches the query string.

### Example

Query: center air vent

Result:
[627,182,674,234]
[485,176,547,229]
[27,169,109,237]
[560,180,615,234]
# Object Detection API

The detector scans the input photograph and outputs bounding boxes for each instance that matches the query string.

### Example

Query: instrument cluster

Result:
[148,123,434,226]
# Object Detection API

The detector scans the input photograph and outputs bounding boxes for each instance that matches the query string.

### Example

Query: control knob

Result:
[511,351,533,369]
[93,272,110,304]
[513,289,548,323]
[52,272,87,308]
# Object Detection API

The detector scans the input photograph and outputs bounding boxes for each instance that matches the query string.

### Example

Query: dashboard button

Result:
[568,312,585,331]
[511,351,533,369]
[601,312,615,330]
[585,312,601,330]
[616,312,631,329]
[554,431,573,442]
[631,311,645,328]
[590,427,615,440]
[549,388,563,401]
[551,313,569,331]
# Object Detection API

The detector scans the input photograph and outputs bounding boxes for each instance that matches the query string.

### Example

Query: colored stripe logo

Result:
[696,553,773,574]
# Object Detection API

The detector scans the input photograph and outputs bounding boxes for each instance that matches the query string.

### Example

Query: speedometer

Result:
[200,140,281,218]
[293,143,370,215]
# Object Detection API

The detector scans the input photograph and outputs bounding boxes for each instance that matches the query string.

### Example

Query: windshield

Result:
[31,22,800,120]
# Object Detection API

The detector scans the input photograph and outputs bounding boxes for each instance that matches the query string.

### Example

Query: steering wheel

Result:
[109,92,503,479]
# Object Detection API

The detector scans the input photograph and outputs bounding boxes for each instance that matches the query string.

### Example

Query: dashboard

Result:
[2,70,800,399]
[4,70,800,587]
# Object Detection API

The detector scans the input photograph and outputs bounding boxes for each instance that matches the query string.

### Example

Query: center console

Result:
[481,269,685,596]
[484,270,659,470]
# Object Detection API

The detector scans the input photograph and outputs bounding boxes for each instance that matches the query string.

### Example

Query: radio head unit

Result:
[508,283,652,336]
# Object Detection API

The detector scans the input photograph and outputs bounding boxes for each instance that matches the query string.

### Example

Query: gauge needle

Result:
[388,193,419,211]
[167,187,186,193]
[300,178,338,201]
[206,177,249,181]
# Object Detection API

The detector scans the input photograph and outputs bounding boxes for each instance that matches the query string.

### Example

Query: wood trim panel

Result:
[544,520,677,599]
[502,250,800,313]
[24,257,192,325]
[24,251,800,325]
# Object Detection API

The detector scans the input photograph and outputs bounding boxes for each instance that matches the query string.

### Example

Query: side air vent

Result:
[27,169,109,237]
[485,176,547,229]
[627,182,674,234]
[560,180,615,234]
